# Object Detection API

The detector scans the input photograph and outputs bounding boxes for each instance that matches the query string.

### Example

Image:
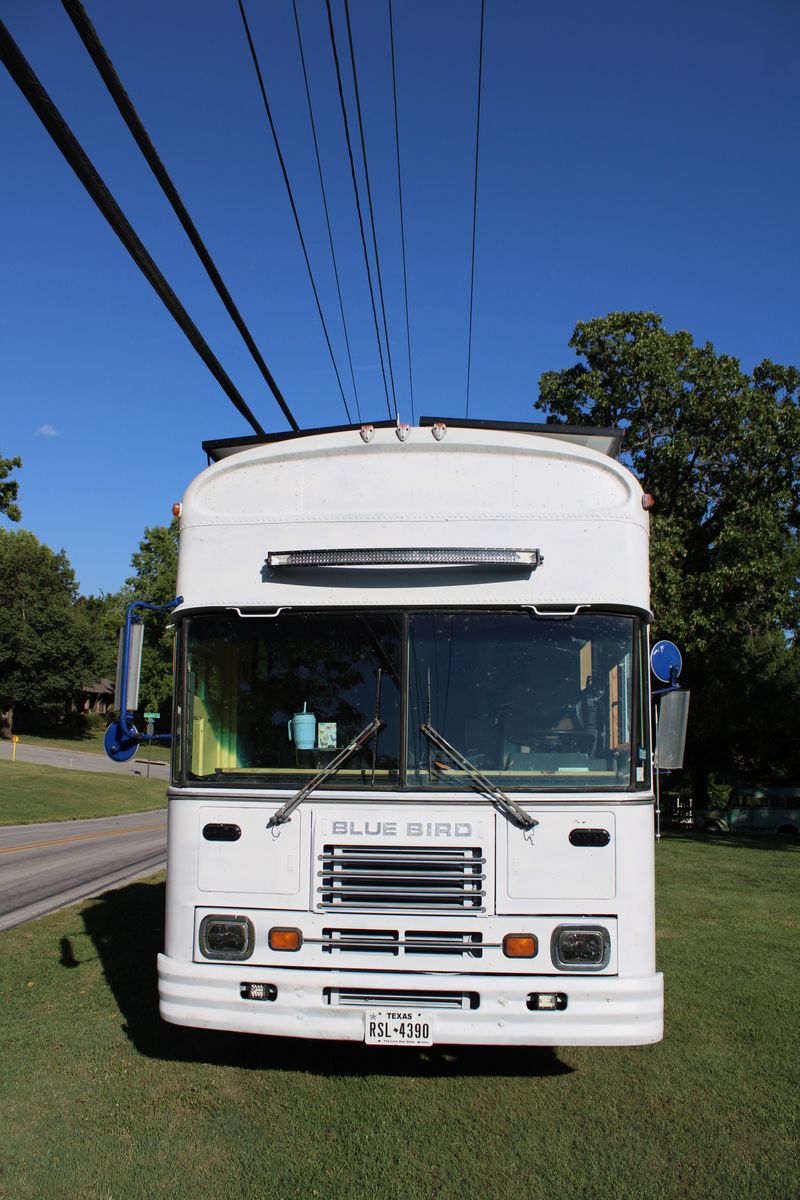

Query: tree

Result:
[77,590,128,681]
[0,451,22,522]
[125,518,179,713]
[536,313,800,794]
[0,530,98,733]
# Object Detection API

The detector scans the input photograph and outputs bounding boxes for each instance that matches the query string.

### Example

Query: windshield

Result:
[179,610,647,791]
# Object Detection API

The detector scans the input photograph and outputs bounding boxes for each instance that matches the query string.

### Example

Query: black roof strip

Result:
[202,418,624,463]
[202,420,398,461]
[419,416,623,440]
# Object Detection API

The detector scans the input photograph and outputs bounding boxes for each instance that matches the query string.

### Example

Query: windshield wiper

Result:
[419,722,538,832]
[268,718,384,827]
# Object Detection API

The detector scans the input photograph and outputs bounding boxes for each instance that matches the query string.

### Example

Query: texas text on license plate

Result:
[364,1009,433,1046]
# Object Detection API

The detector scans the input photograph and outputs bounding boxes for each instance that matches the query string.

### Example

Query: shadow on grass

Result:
[660,829,800,853]
[16,716,98,742]
[80,879,573,1079]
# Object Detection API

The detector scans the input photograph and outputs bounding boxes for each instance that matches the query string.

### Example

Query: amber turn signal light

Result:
[503,934,537,958]
[268,927,302,952]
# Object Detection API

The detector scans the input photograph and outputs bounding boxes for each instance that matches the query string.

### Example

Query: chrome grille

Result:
[317,845,486,912]
[321,928,399,956]
[324,987,479,1010]
[406,930,483,958]
[320,928,483,958]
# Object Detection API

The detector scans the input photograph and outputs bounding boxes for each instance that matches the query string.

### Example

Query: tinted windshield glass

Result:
[186,612,401,787]
[408,612,637,788]
[182,610,643,790]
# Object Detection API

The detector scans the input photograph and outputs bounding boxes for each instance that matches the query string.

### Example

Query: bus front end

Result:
[158,424,661,1046]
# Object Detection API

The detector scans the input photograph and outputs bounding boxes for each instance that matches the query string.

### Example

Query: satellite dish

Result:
[650,640,682,684]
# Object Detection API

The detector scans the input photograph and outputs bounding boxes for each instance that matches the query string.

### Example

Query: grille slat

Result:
[317,885,481,898]
[316,873,489,883]
[318,844,486,913]
[319,853,487,866]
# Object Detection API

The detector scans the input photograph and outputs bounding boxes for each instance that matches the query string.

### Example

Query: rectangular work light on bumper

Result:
[266,547,543,569]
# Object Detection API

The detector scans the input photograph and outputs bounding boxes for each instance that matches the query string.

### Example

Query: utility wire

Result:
[389,0,414,424]
[325,0,393,420]
[292,0,361,423]
[60,0,297,432]
[237,0,353,423]
[343,0,399,421]
[465,0,485,419]
[0,16,267,437]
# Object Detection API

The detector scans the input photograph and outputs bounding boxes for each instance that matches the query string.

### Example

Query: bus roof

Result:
[202,417,623,463]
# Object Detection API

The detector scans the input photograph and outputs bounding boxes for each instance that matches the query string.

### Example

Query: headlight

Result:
[199,915,255,961]
[551,925,610,971]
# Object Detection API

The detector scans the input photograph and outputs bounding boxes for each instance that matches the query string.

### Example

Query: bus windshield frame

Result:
[174,608,650,793]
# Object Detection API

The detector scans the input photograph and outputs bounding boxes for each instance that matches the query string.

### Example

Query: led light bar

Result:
[267,547,543,569]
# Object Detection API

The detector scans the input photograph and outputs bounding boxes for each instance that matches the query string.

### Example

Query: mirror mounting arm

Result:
[104,596,182,762]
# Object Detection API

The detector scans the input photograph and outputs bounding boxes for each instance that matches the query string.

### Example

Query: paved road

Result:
[0,809,167,931]
[0,739,169,779]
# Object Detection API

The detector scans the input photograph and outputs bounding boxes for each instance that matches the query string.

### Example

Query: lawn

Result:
[0,834,797,1200]
[13,727,171,763]
[0,761,167,825]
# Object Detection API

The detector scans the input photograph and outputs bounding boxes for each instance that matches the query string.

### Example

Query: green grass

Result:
[0,836,797,1200]
[13,728,171,763]
[0,761,167,825]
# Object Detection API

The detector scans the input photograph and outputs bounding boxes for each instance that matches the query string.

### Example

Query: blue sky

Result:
[2,0,798,596]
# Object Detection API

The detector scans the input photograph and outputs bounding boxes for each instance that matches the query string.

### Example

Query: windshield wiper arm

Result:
[419,722,538,832]
[268,718,384,827]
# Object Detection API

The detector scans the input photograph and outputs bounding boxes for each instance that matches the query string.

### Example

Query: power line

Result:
[465,0,485,419]
[325,0,393,421]
[0,15,267,437]
[292,0,361,423]
[237,0,353,424]
[60,0,298,432]
[389,0,414,424]
[343,0,399,421]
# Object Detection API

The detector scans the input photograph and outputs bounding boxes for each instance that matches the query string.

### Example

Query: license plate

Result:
[364,1009,433,1046]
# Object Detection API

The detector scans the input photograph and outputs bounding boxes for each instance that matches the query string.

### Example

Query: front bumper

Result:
[158,955,663,1046]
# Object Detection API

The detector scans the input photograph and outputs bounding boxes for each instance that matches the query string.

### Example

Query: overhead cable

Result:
[343,0,399,420]
[325,0,393,421]
[292,0,361,423]
[237,0,353,424]
[61,0,297,431]
[389,0,414,424]
[465,0,485,419]
[0,16,267,437]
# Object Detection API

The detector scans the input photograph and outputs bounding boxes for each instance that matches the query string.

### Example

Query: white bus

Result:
[139,418,671,1046]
